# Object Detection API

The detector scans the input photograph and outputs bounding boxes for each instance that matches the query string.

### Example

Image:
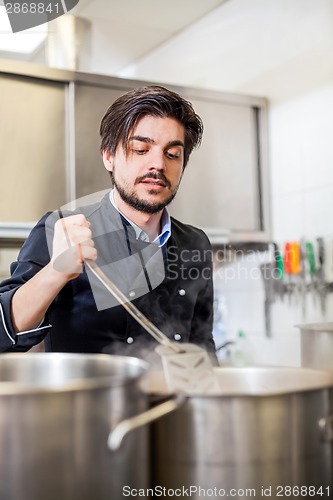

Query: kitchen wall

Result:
[3,0,333,365]
[109,0,333,366]
[216,85,333,366]
[262,85,333,364]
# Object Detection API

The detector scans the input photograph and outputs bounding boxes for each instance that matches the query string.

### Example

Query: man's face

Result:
[103,115,185,214]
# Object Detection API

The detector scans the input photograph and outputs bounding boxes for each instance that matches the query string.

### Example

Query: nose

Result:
[148,149,165,171]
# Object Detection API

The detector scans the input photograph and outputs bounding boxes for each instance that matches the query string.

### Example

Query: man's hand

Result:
[51,214,97,280]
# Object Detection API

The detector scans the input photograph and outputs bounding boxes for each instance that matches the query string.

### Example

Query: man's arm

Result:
[11,213,96,332]
[11,262,72,333]
[0,213,96,350]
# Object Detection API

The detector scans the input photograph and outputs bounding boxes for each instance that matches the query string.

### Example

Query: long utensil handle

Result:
[85,260,183,353]
[56,208,181,353]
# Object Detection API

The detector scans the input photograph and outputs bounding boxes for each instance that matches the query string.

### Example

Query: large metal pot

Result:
[0,352,152,500]
[145,367,333,498]
[297,322,333,371]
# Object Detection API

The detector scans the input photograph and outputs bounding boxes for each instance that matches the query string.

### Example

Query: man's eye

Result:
[133,149,147,154]
[166,151,180,160]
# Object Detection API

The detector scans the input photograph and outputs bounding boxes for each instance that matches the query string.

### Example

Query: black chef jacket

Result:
[0,194,216,358]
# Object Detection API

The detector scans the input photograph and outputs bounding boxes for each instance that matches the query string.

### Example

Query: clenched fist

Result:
[51,214,97,280]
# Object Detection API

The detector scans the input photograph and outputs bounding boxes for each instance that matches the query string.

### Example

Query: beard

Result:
[111,170,180,214]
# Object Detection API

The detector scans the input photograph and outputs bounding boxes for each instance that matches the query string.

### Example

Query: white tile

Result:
[213,281,266,340]
[269,138,304,197]
[271,193,306,241]
[302,129,333,190]
[271,300,304,336]
[304,186,333,237]
[269,86,333,198]
[248,335,301,367]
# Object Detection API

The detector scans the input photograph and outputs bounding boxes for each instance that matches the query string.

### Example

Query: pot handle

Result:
[318,416,333,442]
[108,393,185,451]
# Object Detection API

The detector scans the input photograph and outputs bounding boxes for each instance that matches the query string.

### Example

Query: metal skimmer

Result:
[85,260,220,395]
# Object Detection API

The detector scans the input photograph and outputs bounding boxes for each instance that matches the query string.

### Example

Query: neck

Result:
[113,190,162,241]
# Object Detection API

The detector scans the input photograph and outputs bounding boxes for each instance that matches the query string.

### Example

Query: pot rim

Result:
[144,366,333,398]
[295,322,333,331]
[0,352,149,395]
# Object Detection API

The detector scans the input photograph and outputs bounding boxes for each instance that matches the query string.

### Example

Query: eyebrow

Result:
[129,135,185,149]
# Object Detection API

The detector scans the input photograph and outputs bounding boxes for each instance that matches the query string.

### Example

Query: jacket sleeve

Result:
[190,255,217,356]
[0,214,53,352]
[188,232,217,362]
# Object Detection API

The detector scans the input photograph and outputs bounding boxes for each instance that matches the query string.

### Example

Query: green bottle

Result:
[233,330,249,366]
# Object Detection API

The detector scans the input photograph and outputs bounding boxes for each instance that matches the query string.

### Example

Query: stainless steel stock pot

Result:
[3,355,333,500]
[297,322,333,371]
[0,352,150,500]
[144,367,333,499]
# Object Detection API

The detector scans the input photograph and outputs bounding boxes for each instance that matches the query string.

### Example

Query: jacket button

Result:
[127,337,134,344]
[174,333,182,341]
[129,291,136,298]
[178,289,186,296]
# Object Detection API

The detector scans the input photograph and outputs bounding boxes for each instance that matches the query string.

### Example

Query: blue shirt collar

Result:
[109,190,171,247]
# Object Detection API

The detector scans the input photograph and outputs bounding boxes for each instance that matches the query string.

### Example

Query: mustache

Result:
[135,172,171,189]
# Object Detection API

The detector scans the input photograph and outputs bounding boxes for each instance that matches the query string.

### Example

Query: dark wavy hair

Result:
[99,85,203,168]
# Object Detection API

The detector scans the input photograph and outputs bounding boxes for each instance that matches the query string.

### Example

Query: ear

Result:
[102,150,113,172]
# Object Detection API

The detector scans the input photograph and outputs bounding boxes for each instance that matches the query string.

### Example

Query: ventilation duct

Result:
[46,15,91,71]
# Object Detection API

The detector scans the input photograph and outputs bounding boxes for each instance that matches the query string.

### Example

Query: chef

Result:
[0,85,216,359]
